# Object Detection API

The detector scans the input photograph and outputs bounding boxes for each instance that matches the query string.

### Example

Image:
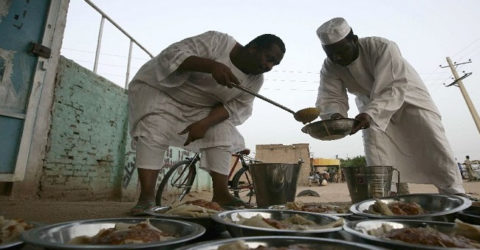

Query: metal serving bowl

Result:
[212,209,343,237]
[457,205,480,225]
[343,219,466,250]
[301,118,355,141]
[350,193,472,221]
[144,206,226,236]
[21,218,205,250]
[176,236,384,250]
[268,203,353,218]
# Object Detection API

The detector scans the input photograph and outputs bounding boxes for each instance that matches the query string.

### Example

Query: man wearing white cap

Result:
[315,17,466,196]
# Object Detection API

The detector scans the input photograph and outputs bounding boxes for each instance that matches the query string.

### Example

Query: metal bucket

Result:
[249,163,301,207]
[342,166,400,203]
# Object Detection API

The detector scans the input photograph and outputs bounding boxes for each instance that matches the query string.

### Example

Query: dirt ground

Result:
[1,181,479,224]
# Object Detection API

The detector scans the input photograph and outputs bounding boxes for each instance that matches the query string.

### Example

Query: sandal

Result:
[220,197,252,209]
[455,193,480,202]
[130,200,156,216]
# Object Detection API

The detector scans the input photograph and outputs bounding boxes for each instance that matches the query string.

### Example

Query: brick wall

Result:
[38,57,212,201]
[38,57,128,200]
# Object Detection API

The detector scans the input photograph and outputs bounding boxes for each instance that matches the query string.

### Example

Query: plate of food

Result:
[343,219,480,249]
[212,209,344,237]
[269,201,352,217]
[144,199,226,235]
[350,193,472,221]
[21,218,205,249]
[0,216,37,249]
[175,235,384,250]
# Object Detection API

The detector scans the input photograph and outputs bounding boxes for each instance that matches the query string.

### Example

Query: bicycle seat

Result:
[237,149,250,155]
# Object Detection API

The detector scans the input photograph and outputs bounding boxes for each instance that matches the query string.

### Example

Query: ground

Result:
[1,181,479,224]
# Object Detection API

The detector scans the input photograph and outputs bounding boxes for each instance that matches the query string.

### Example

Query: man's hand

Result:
[330,113,344,119]
[211,62,240,88]
[350,113,372,135]
[179,121,209,146]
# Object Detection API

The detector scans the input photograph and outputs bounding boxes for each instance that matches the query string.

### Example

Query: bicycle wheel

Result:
[156,160,196,206]
[231,167,255,205]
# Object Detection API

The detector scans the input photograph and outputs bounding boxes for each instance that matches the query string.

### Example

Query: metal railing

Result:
[83,0,154,88]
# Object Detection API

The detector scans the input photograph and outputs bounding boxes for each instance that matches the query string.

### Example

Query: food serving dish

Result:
[212,209,343,237]
[343,219,478,249]
[0,220,40,250]
[301,118,355,141]
[176,235,384,250]
[144,206,226,236]
[268,203,353,218]
[457,205,480,225]
[350,193,472,221]
[21,217,205,249]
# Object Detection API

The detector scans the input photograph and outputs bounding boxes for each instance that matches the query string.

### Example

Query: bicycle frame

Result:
[170,154,199,190]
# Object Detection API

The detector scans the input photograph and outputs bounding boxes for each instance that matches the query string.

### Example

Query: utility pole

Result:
[442,57,480,134]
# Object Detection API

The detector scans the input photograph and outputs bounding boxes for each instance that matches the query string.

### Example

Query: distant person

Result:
[464,155,479,181]
[457,160,466,179]
[128,31,285,215]
[314,17,466,196]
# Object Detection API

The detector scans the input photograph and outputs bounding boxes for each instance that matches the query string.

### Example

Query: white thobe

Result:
[316,37,464,194]
[128,31,262,154]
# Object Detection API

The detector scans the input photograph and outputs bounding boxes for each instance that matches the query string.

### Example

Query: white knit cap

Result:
[316,17,351,45]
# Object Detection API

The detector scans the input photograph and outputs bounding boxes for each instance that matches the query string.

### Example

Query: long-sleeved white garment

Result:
[316,37,464,194]
[128,31,263,154]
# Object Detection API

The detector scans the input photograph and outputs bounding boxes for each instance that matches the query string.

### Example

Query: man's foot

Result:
[130,200,156,216]
[214,196,251,209]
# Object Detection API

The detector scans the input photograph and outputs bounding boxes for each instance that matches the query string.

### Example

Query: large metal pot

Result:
[301,118,356,141]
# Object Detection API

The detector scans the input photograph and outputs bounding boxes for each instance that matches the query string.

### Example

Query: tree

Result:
[340,156,366,167]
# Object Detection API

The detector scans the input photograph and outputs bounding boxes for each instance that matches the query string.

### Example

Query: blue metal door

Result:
[0,0,51,173]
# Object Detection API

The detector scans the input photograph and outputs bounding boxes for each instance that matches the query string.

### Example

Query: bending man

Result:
[128,31,285,215]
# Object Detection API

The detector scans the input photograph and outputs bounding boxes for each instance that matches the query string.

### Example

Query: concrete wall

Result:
[255,144,311,185]
[38,57,129,200]
[34,57,212,201]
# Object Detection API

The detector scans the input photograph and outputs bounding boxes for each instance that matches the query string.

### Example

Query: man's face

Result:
[248,44,284,75]
[323,38,359,66]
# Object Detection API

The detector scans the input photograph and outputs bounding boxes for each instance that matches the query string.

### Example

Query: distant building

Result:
[255,144,311,185]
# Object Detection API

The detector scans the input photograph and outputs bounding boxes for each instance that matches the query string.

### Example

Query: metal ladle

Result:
[232,84,319,123]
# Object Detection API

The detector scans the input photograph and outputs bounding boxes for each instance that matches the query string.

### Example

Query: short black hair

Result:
[246,34,286,53]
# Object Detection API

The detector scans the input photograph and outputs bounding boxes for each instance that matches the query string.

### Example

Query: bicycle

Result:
[155,149,259,207]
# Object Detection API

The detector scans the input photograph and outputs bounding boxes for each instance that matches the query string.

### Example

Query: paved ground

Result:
[1,181,479,224]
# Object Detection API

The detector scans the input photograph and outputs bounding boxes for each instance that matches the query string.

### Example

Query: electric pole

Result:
[441,57,480,134]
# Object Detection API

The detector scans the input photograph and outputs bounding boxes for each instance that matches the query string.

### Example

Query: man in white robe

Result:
[315,17,465,195]
[128,31,285,214]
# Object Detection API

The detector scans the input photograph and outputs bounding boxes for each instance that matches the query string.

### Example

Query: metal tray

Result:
[343,219,472,250]
[176,235,384,250]
[144,206,226,236]
[268,203,352,218]
[212,209,343,237]
[350,193,471,221]
[21,217,205,249]
[457,205,480,225]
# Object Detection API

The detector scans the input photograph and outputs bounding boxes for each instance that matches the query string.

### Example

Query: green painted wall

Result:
[39,57,128,200]
[38,57,212,201]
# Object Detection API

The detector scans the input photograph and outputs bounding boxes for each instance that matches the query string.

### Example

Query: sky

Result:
[60,0,480,161]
